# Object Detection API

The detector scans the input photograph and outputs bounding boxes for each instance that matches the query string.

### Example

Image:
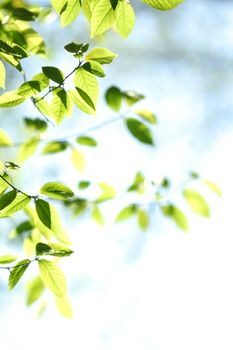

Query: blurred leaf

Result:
[71,148,85,172]
[91,205,104,226]
[97,182,116,202]
[105,86,122,111]
[137,209,150,231]
[134,109,157,124]
[55,295,73,319]
[203,180,222,196]
[123,90,144,106]
[142,0,184,11]
[51,88,70,125]
[18,136,40,163]
[0,129,12,146]
[115,204,137,222]
[183,189,210,217]
[0,61,6,89]
[42,141,69,154]
[24,118,47,132]
[126,118,154,145]
[0,255,17,264]
[0,91,25,107]
[76,136,97,147]
[161,204,189,232]
[26,276,44,306]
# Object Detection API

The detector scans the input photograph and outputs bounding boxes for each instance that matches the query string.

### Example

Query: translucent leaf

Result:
[0,129,12,146]
[91,205,104,226]
[105,86,122,111]
[183,189,210,217]
[126,118,154,145]
[85,47,117,64]
[0,61,6,89]
[74,67,99,108]
[161,204,189,232]
[35,99,51,117]
[0,190,17,210]
[40,182,74,200]
[0,174,11,194]
[137,209,150,231]
[71,148,85,172]
[203,180,222,196]
[51,88,69,125]
[115,0,135,38]
[0,91,25,108]
[134,109,157,124]
[18,136,40,163]
[8,259,30,290]
[60,0,81,27]
[115,204,137,222]
[17,74,49,98]
[90,0,115,37]
[42,141,69,154]
[76,136,97,147]
[82,0,92,22]
[42,66,64,84]
[26,276,44,306]
[56,295,73,319]
[142,0,184,11]
[38,259,67,297]
[97,182,116,202]
[0,194,31,218]
[69,89,96,115]
[0,255,17,264]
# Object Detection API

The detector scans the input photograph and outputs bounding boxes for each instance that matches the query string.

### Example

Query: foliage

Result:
[0,0,220,318]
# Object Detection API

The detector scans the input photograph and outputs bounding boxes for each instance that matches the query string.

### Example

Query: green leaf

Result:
[64,42,89,54]
[127,171,145,193]
[0,190,17,210]
[0,174,11,194]
[60,0,81,27]
[0,129,12,146]
[8,259,30,290]
[90,0,116,37]
[203,180,222,196]
[0,255,17,264]
[42,66,64,84]
[12,7,37,21]
[85,47,117,64]
[26,276,44,306]
[0,61,6,89]
[161,204,189,232]
[183,189,210,217]
[18,136,40,163]
[17,74,49,98]
[78,181,90,190]
[105,86,122,111]
[137,209,150,231]
[110,0,119,10]
[115,204,137,222]
[123,90,144,106]
[134,109,157,124]
[82,0,92,22]
[115,0,135,38]
[51,88,70,125]
[82,61,105,77]
[142,0,184,11]
[0,194,31,218]
[35,199,51,229]
[71,148,85,172]
[24,118,48,132]
[0,91,25,108]
[36,242,73,257]
[74,67,99,108]
[35,99,51,117]
[97,182,116,202]
[91,205,104,226]
[55,295,73,319]
[42,141,69,154]
[76,136,97,147]
[69,89,96,115]
[5,161,20,170]
[40,182,74,200]
[126,118,154,145]
[38,259,67,297]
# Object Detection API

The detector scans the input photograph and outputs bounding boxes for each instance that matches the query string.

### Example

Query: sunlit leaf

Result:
[0,255,17,264]
[8,259,30,290]
[38,259,67,297]
[115,0,135,38]
[40,182,74,200]
[161,204,189,231]
[0,61,6,89]
[18,136,40,163]
[85,47,117,64]
[115,204,137,222]
[0,129,12,146]
[90,0,115,37]
[0,91,25,108]
[55,295,73,319]
[71,148,85,172]
[142,0,184,11]
[0,194,31,218]
[134,109,157,124]
[183,189,210,217]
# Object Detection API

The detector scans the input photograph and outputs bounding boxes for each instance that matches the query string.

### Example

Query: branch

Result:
[0,257,38,271]
[0,174,38,199]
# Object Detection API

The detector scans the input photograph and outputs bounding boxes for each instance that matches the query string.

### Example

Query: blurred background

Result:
[1,0,233,349]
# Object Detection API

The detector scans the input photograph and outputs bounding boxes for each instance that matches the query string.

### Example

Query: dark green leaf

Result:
[0,190,17,210]
[42,66,64,84]
[105,86,122,111]
[24,118,48,132]
[126,118,154,145]
[35,199,51,229]
[78,181,90,190]
[64,42,89,53]
[8,259,30,290]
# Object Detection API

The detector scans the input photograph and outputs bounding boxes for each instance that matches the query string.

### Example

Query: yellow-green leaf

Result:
[0,61,6,89]
[91,0,115,37]
[38,259,67,297]
[0,129,12,146]
[142,0,184,11]
[71,148,85,172]
[18,136,40,163]
[85,47,117,64]
[183,189,210,217]
[8,259,30,290]
[115,0,135,38]
[0,91,25,108]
